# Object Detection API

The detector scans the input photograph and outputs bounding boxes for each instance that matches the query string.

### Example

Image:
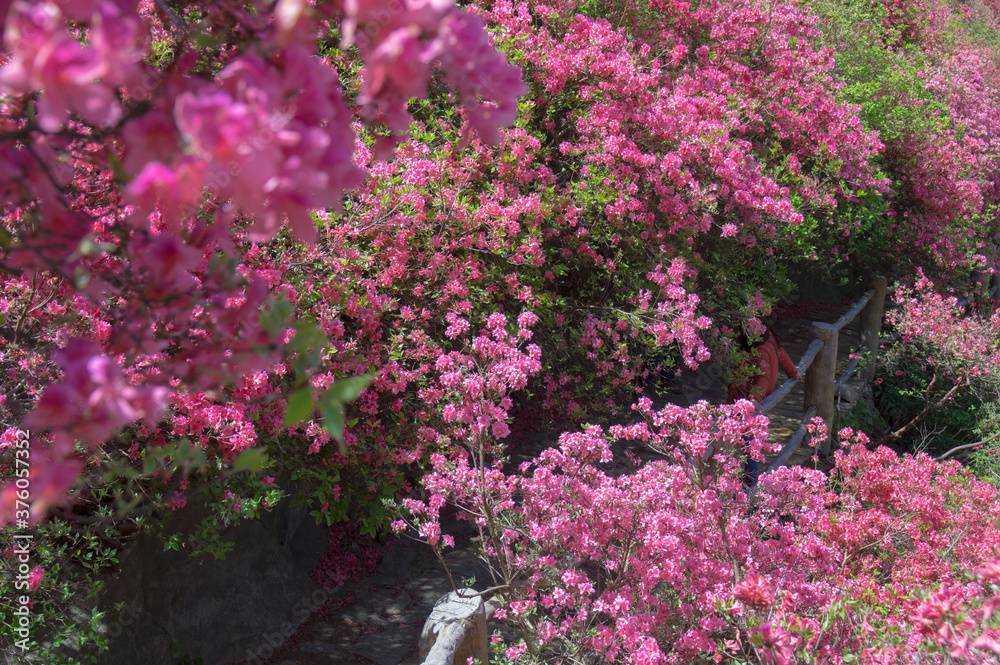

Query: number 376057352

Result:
[12,429,31,516]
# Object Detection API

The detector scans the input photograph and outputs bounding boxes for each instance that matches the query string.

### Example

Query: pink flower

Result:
[167,492,187,511]
[734,573,775,610]
[0,433,82,525]
[517,311,539,328]
[129,233,202,297]
[0,1,147,131]
[27,567,44,591]
[24,338,169,447]
[751,622,795,665]
[121,111,182,176]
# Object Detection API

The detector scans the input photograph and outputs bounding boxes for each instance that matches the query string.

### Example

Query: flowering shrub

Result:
[813,0,1000,273]
[0,0,525,528]
[0,493,122,662]
[0,0,523,657]
[872,270,1000,454]
[1,0,997,543]
[400,405,1000,664]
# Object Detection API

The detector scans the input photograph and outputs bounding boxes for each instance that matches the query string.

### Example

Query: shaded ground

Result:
[231,518,490,665]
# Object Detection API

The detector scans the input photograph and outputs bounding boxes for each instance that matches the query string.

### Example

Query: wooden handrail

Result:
[758,338,823,416]
[767,276,887,464]
[831,288,874,332]
[765,269,996,470]
[796,338,826,377]
[760,376,798,414]
[833,354,864,394]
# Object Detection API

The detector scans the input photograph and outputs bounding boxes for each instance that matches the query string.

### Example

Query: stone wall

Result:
[87,496,328,665]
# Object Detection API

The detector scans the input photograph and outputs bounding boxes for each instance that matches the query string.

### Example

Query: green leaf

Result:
[317,391,345,444]
[289,320,327,367]
[260,296,293,337]
[284,387,314,426]
[142,448,163,475]
[327,375,373,403]
[232,448,269,473]
[191,31,219,49]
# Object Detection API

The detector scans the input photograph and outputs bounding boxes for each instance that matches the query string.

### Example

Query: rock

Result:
[418,590,488,665]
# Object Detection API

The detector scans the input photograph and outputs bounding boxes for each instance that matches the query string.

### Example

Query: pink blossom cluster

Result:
[844,0,1000,271]
[0,1,149,132]
[127,46,365,243]
[476,0,886,247]
[0,0,524,524]
[342,0,525,148]
[402,402,1000,664]
[888,269,1000,381]
[432,311,542,443]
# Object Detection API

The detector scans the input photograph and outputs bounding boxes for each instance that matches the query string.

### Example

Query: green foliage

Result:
[968,402,1000,489]
[871,334,1000,458]
[814,0,952,138]
[839,386,890,439]
[806,0,997,276]
[949,0,1000,50]
[874,346,968,454]
[157,472,287,560]
[971,435,1000,490]
[0,519,116,664]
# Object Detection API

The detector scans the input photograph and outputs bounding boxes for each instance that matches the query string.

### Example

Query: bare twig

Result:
[873,376,965,448]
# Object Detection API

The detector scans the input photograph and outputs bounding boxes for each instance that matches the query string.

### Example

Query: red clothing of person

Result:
[727,330,799,403]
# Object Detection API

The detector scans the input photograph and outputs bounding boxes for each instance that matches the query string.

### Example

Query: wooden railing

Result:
[760,272,1000,472]
[761,276,888,471]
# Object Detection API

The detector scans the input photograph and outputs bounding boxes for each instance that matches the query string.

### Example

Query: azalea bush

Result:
[872,270,1000,456]
[812,0,1000,273]
[400,401,1000,664]
[2,0,998,550]
[0,0,524,658]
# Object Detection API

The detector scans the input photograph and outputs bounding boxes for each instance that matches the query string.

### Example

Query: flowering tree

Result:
[399,399,1000,664]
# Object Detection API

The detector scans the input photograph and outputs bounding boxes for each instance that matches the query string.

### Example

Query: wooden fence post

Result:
[859,275,888,352]
[804,322,837,455]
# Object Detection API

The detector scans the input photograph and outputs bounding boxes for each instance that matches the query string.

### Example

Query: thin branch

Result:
[13,271,39,343]
[154,0,190,34]
[873,377,965,448]
[935,429,1000,462]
